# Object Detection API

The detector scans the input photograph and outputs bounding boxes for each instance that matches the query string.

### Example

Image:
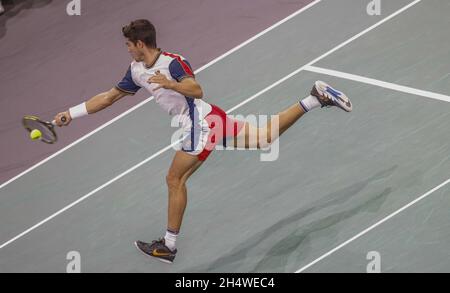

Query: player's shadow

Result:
[0,0,53,40]
[186,166,397,272]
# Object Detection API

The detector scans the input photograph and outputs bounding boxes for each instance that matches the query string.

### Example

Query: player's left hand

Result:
[148,71,175,91]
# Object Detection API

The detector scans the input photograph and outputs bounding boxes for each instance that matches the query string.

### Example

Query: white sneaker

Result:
[310,80,353,112]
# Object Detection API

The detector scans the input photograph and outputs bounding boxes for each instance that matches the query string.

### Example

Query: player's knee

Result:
[166,173,182,189]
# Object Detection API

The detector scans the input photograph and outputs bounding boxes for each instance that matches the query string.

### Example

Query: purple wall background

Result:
[0,0,312,184]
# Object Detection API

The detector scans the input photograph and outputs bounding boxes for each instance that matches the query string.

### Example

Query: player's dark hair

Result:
[122,19,157,48]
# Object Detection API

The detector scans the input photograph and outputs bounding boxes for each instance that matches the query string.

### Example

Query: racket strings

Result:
[23,119,56,143]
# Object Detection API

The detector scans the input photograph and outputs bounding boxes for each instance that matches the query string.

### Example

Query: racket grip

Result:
[51,116,67,126]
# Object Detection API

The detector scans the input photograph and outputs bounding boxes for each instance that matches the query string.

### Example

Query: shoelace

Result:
[150,238,165,246]
[321,92,334,108]
[149,238,174,253]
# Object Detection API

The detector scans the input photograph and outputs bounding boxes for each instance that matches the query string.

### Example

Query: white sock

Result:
[299,95,321,112]
[164,230,178,251]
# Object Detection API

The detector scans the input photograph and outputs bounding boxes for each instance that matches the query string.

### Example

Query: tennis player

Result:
[54,19,352,264]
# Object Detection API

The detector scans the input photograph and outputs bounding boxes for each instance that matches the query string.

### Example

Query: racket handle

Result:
[51,116,67,126]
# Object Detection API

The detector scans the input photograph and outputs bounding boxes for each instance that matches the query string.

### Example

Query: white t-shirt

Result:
[116,50,212,126]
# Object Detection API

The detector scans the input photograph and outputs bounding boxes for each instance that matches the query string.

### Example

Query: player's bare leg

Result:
[235,81,353,149]
[166,151,203,232]
[235,103,305,149]
[135,151,202,263]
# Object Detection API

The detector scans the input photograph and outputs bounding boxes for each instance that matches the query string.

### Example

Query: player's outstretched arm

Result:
[54,87,128,126]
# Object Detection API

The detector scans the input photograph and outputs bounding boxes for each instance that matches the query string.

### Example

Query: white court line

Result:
[304,0,421,68]
[296,178,450,273]
[0,0,421,250]
[0,144,177,250]
[232,0,422,111]
[195,0,321,73]
[0,0,322,191]
[305,65,450,103]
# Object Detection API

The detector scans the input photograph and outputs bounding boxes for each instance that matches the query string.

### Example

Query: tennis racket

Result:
[22,115,66,144]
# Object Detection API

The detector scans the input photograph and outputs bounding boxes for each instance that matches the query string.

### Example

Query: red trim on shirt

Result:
[162,52,194,77]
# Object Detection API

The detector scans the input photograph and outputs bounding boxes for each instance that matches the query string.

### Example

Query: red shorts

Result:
[196,104,245,161]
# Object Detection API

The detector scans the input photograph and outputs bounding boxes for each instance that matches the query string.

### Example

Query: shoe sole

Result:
[134,241,174,264]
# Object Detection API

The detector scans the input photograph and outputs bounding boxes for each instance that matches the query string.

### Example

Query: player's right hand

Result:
[54,111,72,127]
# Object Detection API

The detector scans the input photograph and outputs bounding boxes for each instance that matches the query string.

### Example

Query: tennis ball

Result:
[30,129,42,140]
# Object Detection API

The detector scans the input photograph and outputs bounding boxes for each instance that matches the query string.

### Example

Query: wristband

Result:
[69,102,88,119]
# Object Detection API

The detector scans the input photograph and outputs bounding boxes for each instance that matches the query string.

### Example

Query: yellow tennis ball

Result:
[30,129,42,140]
